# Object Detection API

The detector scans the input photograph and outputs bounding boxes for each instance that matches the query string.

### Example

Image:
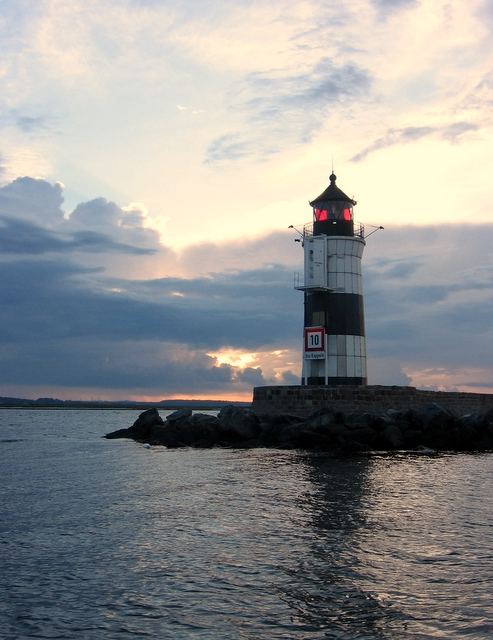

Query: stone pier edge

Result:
[252,385,493,418]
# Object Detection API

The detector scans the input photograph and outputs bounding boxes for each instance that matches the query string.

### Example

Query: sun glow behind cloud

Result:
[209,349,258,369]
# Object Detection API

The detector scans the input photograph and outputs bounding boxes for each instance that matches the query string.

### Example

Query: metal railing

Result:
[301,222,365,240]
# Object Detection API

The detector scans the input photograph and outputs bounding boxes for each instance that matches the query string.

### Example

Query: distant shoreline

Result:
[0,397,251,411]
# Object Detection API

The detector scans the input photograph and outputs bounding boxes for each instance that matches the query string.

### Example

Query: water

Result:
[0,410,492,639]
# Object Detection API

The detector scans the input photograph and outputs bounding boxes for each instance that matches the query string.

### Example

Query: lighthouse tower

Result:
[295,173,367,385]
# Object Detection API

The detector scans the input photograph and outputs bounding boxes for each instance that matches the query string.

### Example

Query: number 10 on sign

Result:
[304,327,325,357]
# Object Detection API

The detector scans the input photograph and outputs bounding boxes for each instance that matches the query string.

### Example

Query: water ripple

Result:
[0,411,492,639]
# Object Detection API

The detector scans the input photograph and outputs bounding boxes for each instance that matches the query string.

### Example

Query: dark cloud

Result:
[0,216,156,255]
[0,177,64,225]
[69,229,156,254]
[381,261,422,279]
[205,135,256,164]
[373,0,417,9]
[0,174,492,397]
[352,122,478,162]
[15,115,51,133]
[246,58,370,117]
[363,225,493,369]
[0,110,54,135]
[280,370,300,385]
[206,58,371,163]
[69,198,123,229]
[0,216,67,255]
[0,338,260,393]
[236,366,266,386]
[65,197,163,254]
[0,178,164,271]
[0,256,298,351]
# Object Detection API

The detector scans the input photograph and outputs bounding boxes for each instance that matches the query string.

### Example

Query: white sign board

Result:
[304,327,325,359]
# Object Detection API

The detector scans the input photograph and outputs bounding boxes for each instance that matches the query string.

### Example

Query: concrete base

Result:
[252,385,493,418]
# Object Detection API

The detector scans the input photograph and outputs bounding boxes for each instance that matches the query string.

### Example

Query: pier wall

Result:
[252,385,493,417]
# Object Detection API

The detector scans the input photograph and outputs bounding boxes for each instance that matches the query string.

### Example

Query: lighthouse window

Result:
[343,208,352,221]
[314,208,328,221]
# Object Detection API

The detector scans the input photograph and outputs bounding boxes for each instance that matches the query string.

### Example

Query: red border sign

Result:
[304,327,325,353]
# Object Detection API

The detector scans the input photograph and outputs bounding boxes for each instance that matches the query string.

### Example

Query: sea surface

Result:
[0,409,492,640]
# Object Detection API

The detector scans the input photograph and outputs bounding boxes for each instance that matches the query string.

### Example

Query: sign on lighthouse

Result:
[295,172,368,386]
[304,327,325,358]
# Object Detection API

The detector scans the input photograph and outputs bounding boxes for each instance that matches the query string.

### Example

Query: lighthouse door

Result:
[305,236,327,289]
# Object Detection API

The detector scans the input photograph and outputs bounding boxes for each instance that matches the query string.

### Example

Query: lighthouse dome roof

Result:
[309,172,356,206]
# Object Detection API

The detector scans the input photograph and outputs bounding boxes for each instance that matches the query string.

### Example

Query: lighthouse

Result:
[295,172,367,385]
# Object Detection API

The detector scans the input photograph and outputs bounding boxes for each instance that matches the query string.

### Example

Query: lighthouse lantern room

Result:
[295,172,367,385]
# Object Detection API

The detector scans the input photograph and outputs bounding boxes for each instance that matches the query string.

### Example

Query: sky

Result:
[0,0,492,401]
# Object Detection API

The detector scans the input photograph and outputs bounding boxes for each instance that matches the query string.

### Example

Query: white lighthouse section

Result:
[326,237,365,295]
[300,231,367,385]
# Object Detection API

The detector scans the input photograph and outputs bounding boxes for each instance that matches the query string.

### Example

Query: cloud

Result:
[0,338,260,393]
[0,177,64,226]
[205,134,256,164]
[0,177,165,276]
[351,122,478,161]
[1,221,492,397]
[0,172,492,397]
[460,71,493,118]
[0,107,55,135]
[367,358,412,386]
[0,216,157,255]
[363,225,493,377]
[206,58,372,162]
[373,0,417,11]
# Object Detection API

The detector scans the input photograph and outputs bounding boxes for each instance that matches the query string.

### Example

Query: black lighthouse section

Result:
[305,293,365,336]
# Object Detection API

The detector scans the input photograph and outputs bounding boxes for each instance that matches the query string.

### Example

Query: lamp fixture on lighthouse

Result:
[294,172,367,386]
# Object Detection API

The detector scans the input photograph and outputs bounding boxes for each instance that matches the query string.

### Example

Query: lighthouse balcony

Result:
[302,222,364,239]
[293,272,333,292]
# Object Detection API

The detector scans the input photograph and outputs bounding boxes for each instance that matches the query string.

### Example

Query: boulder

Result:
[105,405,493,453]
[188,413,221,447]
[218,405,261,442]
[128,408,164,438]
[148,424,183,447]
[381,423,404,449]
[166,408,192,423]
[105,408,163,440]
[416,403,454,429]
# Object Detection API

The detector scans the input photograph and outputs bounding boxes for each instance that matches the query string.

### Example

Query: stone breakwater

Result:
[105,404,493,452]
[252,385,493,417]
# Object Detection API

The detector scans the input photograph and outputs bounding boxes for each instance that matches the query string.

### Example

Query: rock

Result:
[188,413,221,447]
[381,423,404,449]
[305,408,336,429]
[166,408,192,423]
[105,408,163,440]
[402,429,423,448]
[218,405,261,442]
[345,426,377,447]
[104,405,493,453]
[128,408,164,438]
[104,427,131,439]
[417,403,454,429]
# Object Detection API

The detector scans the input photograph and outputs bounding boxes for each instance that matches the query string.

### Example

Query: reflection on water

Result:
[282,455,396,639]
[283,453,493,639]
[0,411,492,639]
